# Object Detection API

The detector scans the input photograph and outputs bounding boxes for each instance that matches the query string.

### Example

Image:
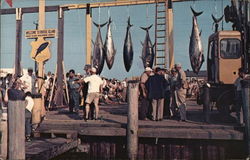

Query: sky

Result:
[0,0,232,80]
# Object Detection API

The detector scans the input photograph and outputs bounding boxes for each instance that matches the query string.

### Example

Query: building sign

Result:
[25,29,57,39]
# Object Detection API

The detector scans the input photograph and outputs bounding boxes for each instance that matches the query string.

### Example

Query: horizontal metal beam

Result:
[0,6,59,15]
[61,0,187,9]
[0,0,190,15]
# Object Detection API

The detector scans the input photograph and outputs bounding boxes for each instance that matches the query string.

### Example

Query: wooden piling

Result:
[203,84,210,123]
[127,80,139,160]
[0,121,8,159]
[8,100,25,160]
[14,8,22,77]
[241,79,250,157]
[54,7,64,106]
[32,94,42,125]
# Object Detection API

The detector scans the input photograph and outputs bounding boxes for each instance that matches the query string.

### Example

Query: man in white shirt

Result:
[20,68,36,94]
[84,67,103,121]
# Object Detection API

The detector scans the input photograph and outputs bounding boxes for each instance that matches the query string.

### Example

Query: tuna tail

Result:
[108,17,112,24]
[190,7,203,17]
[127,17,133,28]
[93,21,108,28]
[140,24,153,31]
[212,14,224,24]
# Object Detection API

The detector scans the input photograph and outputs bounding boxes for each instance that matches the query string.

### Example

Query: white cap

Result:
[145,67,153,72]
[91,67,97,73]
[175,63,182,68]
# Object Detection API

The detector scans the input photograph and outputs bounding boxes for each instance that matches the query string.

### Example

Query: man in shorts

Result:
[84,67,103,121]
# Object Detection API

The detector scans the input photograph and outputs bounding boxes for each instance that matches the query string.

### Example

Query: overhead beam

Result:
[0,0,190,15]
[61,0,189,9]
[0,6,59,15]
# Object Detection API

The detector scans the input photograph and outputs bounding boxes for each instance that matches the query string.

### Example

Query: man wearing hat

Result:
[146,67,167,121]
[83,67,104,121]
[174,63,188,121]
[139,67,153,120]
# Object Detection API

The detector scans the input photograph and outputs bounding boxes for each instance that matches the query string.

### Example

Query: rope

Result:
[214,0,217,17]
[127,5,130,18]
[99,5,101,24]
[108,7,110,18]
[146,4,149,25]
[221,0,224,30]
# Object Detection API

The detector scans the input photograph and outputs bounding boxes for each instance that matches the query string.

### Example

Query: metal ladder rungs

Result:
[157,23,165,26]
[156,29,165,32]
[157,17,165,19]
[157,42,166,45]
[157,10,166,13]
[156,49,165,51]
[156,3,165,5]
[156,36,165,38]
[155,1,167,68]
[156,56,165,58]
[155,64,165,66]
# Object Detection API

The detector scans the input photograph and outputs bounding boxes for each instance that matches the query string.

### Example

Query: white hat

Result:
[91,67,97,73]
[175,63,182,68]
[145,67,152,72]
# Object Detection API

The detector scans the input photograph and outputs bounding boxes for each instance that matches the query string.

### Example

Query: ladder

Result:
[154,0,168,68]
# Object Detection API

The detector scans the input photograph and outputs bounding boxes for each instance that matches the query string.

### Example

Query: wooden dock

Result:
[20,100,245,159]
[37,100,243,140]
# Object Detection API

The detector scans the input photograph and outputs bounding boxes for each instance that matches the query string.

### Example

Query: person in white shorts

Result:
[84,67,103,121]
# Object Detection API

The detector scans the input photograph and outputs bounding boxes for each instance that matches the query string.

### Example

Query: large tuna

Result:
[189,7,204,74]
[104,17,116,69]
[123,17,134,72]
[92,21,107,74]
[140,25,155,68]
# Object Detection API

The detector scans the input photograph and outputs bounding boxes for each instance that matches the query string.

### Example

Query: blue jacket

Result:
[146,74,166,100]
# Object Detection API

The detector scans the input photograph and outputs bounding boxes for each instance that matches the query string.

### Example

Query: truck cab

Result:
[207,30,242,85]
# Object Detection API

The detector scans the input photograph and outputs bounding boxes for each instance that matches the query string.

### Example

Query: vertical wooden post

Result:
[8,100,25,159]
[54,7,64,106]
[36,0,46,120]
[127,80,139,160]
[0,120,7,159]
[86,3,92,65]
[38,0,45,30]
[242,79,250,157]
[203,84,210,123]
[14,8,22,77]
[167,0,174,69]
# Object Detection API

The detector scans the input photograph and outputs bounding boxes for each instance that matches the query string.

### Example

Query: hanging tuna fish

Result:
[123,17,134,72]
[104,17,116,70]
[189,7,204,74]
[140,24,155,68]
[92,21,107,74]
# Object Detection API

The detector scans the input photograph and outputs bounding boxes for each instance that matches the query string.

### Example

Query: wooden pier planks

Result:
[25,137,78,160]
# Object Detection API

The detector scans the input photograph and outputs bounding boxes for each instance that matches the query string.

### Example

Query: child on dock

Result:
[25,92,34,142]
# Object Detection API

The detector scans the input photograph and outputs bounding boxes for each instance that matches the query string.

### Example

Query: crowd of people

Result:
[0,62,208,142]
[139,63,188,121]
